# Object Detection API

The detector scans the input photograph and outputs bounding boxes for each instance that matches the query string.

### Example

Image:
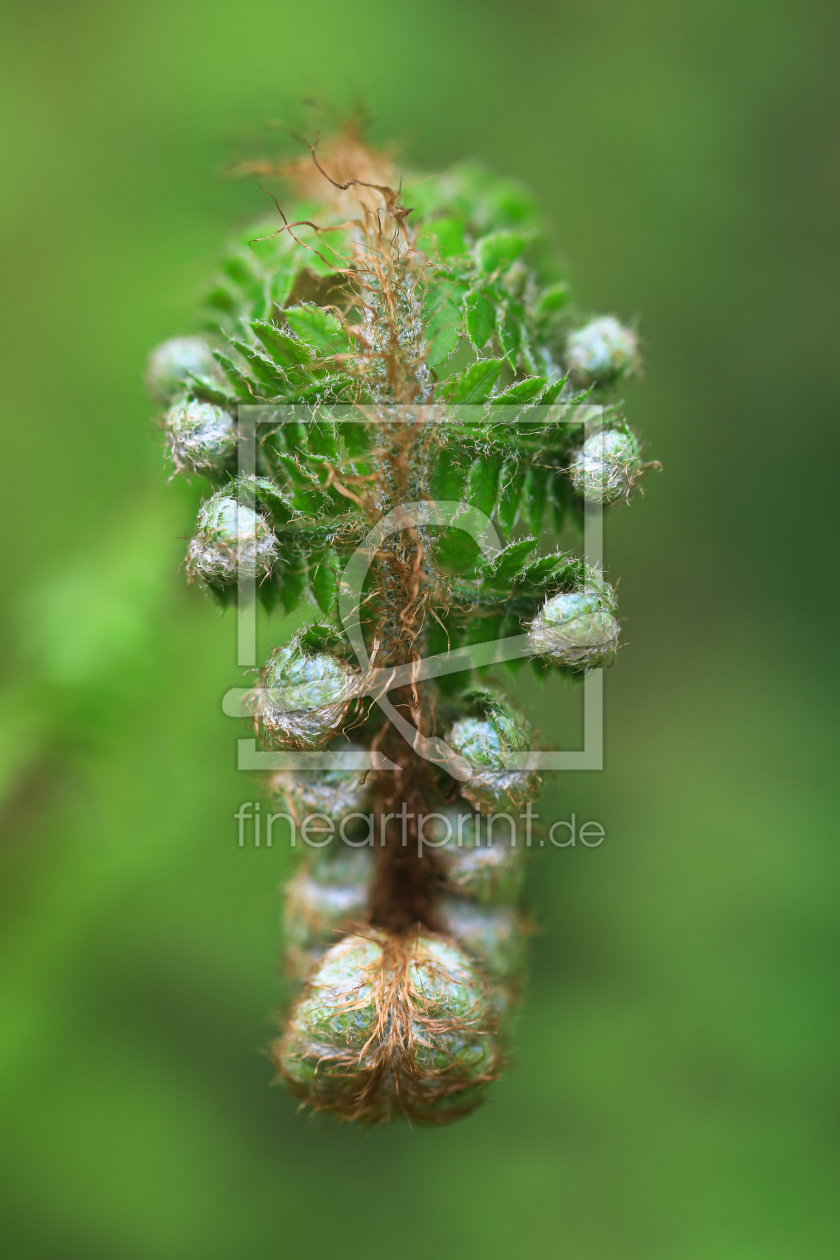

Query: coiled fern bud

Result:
[569,422,643,505]
[186,490,277,604]
[145,335,224,404]
[147,127,657,1126]
[565,315,639,387]
[163,398,237,480]
[429,808,526,905]
[268,743,374,825]
[255,626,361,752]
[283,845,374,986]
[446,689,538,814]
[274,929,501,1124]
[528,570,620,672]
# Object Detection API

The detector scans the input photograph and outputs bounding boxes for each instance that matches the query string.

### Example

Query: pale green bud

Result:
[145,336,225,405]
[436,897,527,1028]
[163,398,236,480]
[275,929,502,1124]
[267,744,374,825]
[529,583,619,672]
[569,425,643,505]
[566,316,639,387]
[446,691,538,814]
[284,846,374,985]
[186,492,277,601]
[257,631,361,752]
[437,896,526,981]
[426,809,526,904]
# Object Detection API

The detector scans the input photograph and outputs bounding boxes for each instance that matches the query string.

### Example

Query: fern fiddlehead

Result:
[147,129,654,1125]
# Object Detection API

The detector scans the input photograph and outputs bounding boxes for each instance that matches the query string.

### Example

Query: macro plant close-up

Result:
[2,1,837,1257]
[146,131,653,1123]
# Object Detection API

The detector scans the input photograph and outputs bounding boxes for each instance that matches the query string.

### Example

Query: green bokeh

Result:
[1,1,837,1257]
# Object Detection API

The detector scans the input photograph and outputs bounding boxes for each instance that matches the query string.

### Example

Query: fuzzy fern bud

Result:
[528,577,619,672]
[186,491,277,602]
[163,397,236,480]
[275,929,501,1124]
[566,315,639,387]
[569,424,643,505]
[429,809,526,905]
[145,335,224,404]
[284,846,374,985]
[436,897,526,1024]
[446,690,538,814]
[256,629,361,752]
[268,746,374,825]
[148,130,658,1126]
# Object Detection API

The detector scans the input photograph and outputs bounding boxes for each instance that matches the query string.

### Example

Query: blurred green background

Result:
[1,0,838,1256]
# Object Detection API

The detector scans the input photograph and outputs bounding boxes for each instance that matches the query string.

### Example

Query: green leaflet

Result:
[424,277,468,369]
[484,538,538,583]
[283,305,352,357]
[309,548,342,617]
[497,301,521,367]
[228,337,291,392]
[250,320,313,368]
[474,231,526,274]
[466,455,502,517]
[491,377,549,406]
[428,444,469,503]
[305,417,339,462]
[185,372,236,407]
[464,290,496,349]
[441,358,505,404]
[497,456,524,533]
[211,350,256,399]
[534,281,570,317]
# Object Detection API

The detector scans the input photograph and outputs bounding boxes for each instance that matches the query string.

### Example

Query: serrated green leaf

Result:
[521,554,562,585]
[523,464,550,534]
[428,444,469,503]
[497,456,524,533]
[498,302,521,367]
[491,376,548,406]
[284,305,352,357]
[425,279,468,370]
[415,217,466,259]
[309,548,342,616]
[475,231,526,274]
[211,351,256,399]
[228,337,290,391]
[534,282,570,317]
[271,453,321,513]
[250,320,312,367]
[442,358,505,404]
[540,374,568,405]
[466,455,502,516]
[464,290,496,349]
[306,417,339,461]
[185,373,235,407]
[487,537,538,582]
